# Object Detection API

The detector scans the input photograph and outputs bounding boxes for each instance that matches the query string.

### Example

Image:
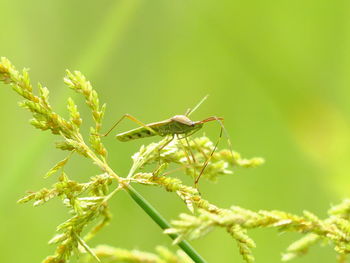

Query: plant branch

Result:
[125,185,207,263]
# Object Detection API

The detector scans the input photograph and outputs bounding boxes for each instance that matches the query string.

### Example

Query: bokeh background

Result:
[1,0,350,262]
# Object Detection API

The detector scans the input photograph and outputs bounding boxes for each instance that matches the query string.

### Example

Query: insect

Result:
[101,96,233,188]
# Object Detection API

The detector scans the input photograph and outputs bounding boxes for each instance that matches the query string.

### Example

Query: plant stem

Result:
[82,139,206,262]
[125,185,207,263]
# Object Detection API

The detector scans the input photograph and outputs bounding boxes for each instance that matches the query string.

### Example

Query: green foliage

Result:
[0,57,121,263]
[2,57,350,263]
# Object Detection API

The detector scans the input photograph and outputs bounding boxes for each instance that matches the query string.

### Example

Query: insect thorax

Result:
[157,119,203,136]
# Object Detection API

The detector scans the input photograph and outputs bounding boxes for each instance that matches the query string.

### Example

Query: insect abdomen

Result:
[116,127,157,142]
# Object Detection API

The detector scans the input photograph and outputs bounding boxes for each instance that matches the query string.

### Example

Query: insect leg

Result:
[184,108,191,116]
[184,136,198,180]
[176,135,192,165]
[184,137,196,163]
[153,135,174,175]
[181,130,208,161]
[176,135,198,181]
[217,119,234,161]
[157,135,174,163]
[101,114,159,137]
[192,138,208,160]
[161,165,187,176]
[158,135,175,152]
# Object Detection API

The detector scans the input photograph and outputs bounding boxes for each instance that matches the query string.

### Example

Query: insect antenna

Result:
[194,116,235,188]
[186,95,209,117]
[199,116,234,159]
[195,125,223,188]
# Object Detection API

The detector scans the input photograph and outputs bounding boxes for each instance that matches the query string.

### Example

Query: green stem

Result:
[81,138,206,262]
[125,185,207,263]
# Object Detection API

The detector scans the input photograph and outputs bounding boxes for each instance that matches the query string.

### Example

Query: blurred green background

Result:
[1,0,350,262]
